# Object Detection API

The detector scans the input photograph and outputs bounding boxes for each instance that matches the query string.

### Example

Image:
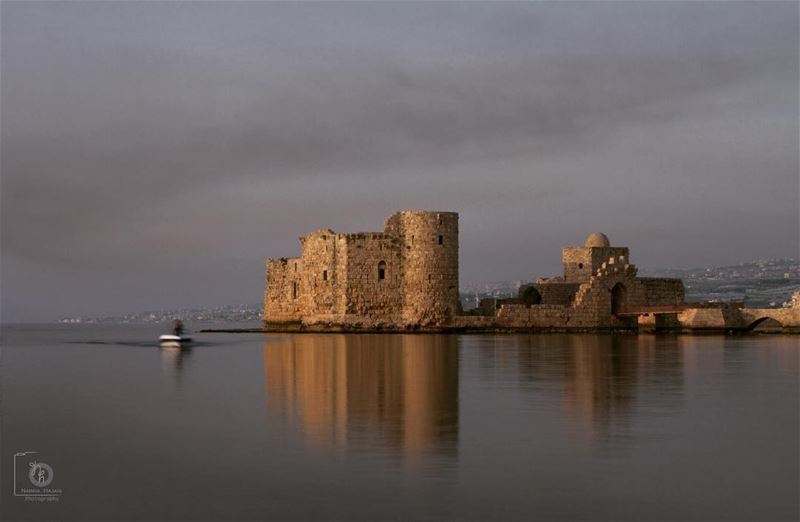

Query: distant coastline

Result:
[57,258,799,325]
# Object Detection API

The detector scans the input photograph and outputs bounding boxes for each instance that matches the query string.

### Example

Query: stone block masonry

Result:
[264,213,798,332]
[264,211,458,329]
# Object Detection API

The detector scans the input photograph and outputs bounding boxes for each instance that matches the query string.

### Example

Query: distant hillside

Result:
[58,304,262,324]
[640,258,799,308]
[60,259,799,323]
[460,258,799,310]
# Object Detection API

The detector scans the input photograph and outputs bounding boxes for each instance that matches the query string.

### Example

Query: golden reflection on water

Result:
[563,336,643,442]
[514,335,686,445]
[261,334,796,454]
[263,334,458,461]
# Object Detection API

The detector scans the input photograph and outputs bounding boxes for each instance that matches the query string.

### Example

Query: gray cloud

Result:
[2,2,797,321]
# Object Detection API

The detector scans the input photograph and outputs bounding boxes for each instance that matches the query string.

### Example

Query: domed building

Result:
[509,230,686,329]
[584,232,610,248]
[561,231,628,283]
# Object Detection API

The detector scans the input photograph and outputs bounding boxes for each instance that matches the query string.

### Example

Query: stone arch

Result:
[747,316,783,332]
[378,260,386,280]
[521,286,542,306]
[611,282,627,315]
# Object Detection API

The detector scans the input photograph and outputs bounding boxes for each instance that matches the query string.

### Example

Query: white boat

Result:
[159,334,192,349]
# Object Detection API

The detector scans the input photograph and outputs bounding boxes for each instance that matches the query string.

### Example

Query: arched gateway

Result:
[611,283,627,315]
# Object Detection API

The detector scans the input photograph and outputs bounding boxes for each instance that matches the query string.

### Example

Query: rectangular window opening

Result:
[323,270,328,281]
[438,235,443,245]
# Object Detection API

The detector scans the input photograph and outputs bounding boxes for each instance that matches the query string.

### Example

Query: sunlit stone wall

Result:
[264,211,459,328]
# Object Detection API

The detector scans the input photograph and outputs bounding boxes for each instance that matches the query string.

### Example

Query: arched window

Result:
[378,261,386,280]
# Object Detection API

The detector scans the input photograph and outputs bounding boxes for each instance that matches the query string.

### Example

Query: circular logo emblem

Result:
[28,461,54,488]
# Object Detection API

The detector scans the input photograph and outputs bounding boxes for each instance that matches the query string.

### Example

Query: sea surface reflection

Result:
[160,345,192,387]
[1,325,797,521]
[263,335,458,465]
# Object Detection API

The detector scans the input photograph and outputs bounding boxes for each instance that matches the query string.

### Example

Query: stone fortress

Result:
[264,210,799,332]
[264,211,459,329]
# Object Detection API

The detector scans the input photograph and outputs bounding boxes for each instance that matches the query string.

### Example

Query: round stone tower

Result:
[385,211,459,327]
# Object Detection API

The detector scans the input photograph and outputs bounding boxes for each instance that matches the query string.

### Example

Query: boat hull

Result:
[159,335,192,349]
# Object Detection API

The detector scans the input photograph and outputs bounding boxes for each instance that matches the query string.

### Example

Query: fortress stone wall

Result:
[487,232,685,330]
[264,211,798,332]
[264,211,459,329]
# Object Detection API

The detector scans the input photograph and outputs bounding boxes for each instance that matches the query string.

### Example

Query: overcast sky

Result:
[2,2,798,322]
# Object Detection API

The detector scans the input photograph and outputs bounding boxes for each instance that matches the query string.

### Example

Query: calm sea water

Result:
[1,324,798,521]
